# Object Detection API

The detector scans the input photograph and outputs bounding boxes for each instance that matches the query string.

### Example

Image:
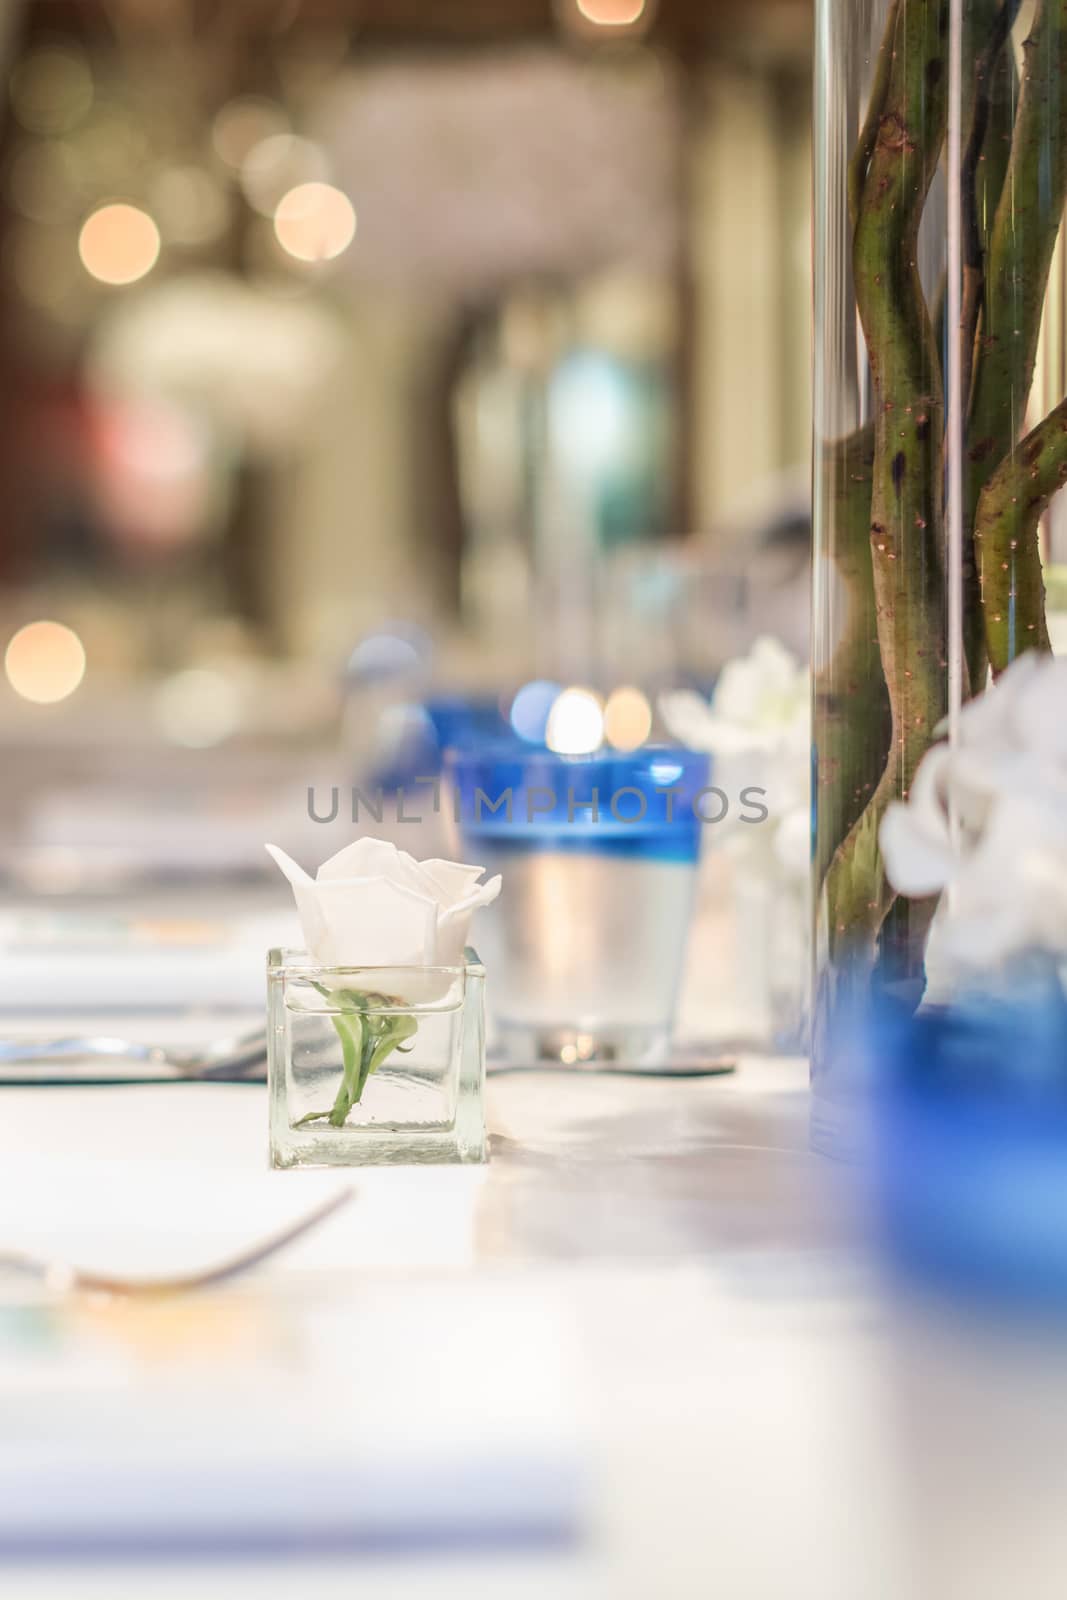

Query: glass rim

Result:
[267,946,483,980]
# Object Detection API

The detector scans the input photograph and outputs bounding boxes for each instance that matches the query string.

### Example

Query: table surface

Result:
[1,1061,926,1598]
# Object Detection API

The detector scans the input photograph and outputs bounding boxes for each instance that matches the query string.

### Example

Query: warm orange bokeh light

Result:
[604,686,653,751]
[4,621,86,704]
[576,0,647,24]
[79,203,160,285]
[273,181,356,263]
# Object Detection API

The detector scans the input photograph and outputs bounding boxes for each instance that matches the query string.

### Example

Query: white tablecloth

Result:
[0,1063,923,1597]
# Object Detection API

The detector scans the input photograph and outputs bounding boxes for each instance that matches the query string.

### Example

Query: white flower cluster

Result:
[660,636,810,878]
[881,652,1067,969]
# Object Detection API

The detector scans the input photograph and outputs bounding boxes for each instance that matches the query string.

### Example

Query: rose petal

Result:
[435,875,503,966]
[317,837,425,897]
[935,794,1067,967]
[659,694,780,755]
[880,802,955,896]
[711,656,764,725]
[880,744,954,898]
[414,857,489,908]
[957,648,1042,748]
[312,875,437,967]
[266,844,332,958]
[657,690,717,751]
[948,748,1067,840]
[1010,655,1067,759]
[906,743,952,818]
[773,808,811,880]
[268,837,501,970]
[748,636,802,710]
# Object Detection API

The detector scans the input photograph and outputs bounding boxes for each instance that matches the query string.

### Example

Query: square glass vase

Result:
[268,948,488,1168]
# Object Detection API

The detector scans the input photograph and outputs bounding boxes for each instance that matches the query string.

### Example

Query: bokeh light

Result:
[78,203,160,285]
[241,134,326,216]
[10,48,93,136]
[273,182,356,263]
[4,621,86,704]
[510,679,561,743]
[346,625,431,685]
[91,399,212,550]
[212,96,288,170]
[604,685,652,751]
[549,351,635,484]
[155,669,242,747]
[546,687,605,756]
[576,0,647,23]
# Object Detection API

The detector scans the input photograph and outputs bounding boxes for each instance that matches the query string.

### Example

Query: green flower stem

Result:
[359,1014,418,1101]
[966,0,1067,677]
[328,1009,366,1128]
[975,397,1066,671]
[294,991,420,1130]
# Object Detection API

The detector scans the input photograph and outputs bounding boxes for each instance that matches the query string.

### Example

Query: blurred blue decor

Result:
[344,623,434,689]
[368,693,509,788]
[443,745,710,1064]
[445,744,711,863]
[508,680,561,745]
[871,993,1067,1312]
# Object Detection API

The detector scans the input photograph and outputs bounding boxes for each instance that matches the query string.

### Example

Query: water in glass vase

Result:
[268,953,488,1167]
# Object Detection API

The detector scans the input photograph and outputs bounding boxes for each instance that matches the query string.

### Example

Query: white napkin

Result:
[0,1087,582,1559]
[0,908,299,1013]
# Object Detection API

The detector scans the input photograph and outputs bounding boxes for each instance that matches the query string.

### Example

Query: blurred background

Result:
[0,0,811,823]
[0,0,814,1042]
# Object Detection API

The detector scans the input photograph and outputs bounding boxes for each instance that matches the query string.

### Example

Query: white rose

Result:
[266,836,501,971]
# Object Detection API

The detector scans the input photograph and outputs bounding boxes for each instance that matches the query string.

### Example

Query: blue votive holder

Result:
[443,744,710,1067]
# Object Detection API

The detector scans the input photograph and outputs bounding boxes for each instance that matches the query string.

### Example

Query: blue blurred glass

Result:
[443,745,710,1065]
[445,744,710,863]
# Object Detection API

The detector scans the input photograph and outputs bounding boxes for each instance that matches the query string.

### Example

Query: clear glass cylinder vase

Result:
[813,0,1067,1133]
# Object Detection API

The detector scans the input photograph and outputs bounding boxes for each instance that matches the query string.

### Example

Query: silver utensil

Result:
[0,1188,351,1298]
[485,1056,737,1079]
[0,1031,737,1084]
[0,1027,267,1084]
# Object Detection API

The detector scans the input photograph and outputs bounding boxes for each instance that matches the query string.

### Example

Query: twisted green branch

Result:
[816,0,1067,1062]
[824,0,949,965]
[976,398,1066,671]
[958,0,1023,684]
[960,0,1023,409]
[813,425,891,886]
[966,0,1067,669]
[847,20,895,232]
